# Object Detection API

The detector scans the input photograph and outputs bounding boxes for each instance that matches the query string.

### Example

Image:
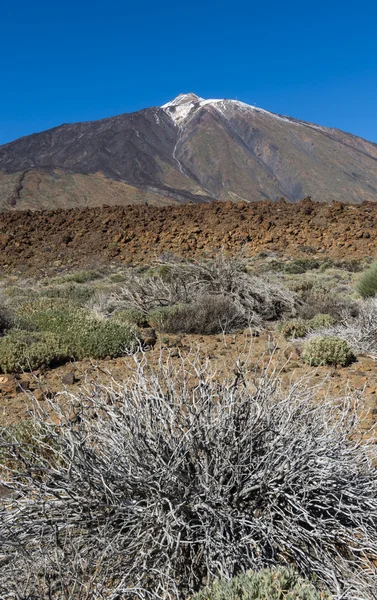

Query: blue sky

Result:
[1,0,377,144]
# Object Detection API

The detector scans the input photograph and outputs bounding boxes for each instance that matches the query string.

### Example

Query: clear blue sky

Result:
[1,0,377,145]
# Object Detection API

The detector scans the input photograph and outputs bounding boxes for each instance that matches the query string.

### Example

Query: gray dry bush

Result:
[312,297,377,357]
[1,355,377,599]
[111,253,297,330]
[148,295,246,334]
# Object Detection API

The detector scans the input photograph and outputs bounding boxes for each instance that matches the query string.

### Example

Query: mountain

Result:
[1,93,377,210]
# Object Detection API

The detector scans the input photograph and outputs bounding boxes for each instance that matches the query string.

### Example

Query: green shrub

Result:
[40,283,95,304]
[280,314,335,339]
[284,259,320,274]
[112,308,149,328]
[303,336,355,367]
[357,260,377,298]
[63,269,102,284]
[309,313,335,329]
[280,319,309,339]
[0,304,14,336]
[148,295,244,334]
[109,272,128,283]
[17,308,137,361]
[15,297,69,316]
[193,567,329,600]
[0,330,66,373]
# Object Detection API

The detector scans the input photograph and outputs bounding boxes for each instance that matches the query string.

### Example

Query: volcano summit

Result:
[1,93,377,210]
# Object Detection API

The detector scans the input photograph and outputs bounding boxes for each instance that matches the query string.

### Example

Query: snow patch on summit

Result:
[162,94,325,131]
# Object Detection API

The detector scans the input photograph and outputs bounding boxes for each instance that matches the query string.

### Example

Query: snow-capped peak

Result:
[161,94,321,130]
[162,93,203,108]
[162,93,205,124]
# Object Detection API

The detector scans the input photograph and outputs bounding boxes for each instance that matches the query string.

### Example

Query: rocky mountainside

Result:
[1,93,377,210]
[0,199,376,274]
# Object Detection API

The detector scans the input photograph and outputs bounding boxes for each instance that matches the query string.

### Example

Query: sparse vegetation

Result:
[112,253,297,329]
[303,336,355,367]
[1,358,376,598]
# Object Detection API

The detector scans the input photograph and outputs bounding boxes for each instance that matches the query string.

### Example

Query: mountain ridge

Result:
[1,94,377,210]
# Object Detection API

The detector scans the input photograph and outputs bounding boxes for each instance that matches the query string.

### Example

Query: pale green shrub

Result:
[193,567,330,600]
[303,336,355,367]
[40,282,94,304]
[357,260,377,298]
[17,308,137,361]
[0,303,14,336]
[0,330,66,373]
[112,308,149,328]
[309,313,335,329]
[63,269,102,284]
[280,314,335,339]
[280,319,309,339]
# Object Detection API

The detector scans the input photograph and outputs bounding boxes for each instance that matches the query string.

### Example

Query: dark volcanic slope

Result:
[1,93,377,210]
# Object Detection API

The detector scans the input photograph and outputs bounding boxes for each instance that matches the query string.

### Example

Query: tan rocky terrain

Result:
[0,198,376,274]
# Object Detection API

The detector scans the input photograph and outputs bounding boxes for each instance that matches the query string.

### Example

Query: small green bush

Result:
[284,258,320,274]
[15,297,69,316]
[63,270,102,284]
[109,272,128,283]
[303,336,355,367]
[40,283,95,304]
[309,313,335,330]
[17,308,137,361]
[193,567,329,600]
[357,260,377,298]
[112,308,149,328]
[280,319,309,339]
[0,304,14,336]
[0,330,66,373]
[280,314,335,340]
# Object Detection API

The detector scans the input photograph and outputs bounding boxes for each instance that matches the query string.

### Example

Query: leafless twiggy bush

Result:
[111,253,297,327]
[1,355,377,599]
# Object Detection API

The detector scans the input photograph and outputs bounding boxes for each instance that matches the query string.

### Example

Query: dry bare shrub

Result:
[1,356,377,599]
[112,253,297,328]
[148,295,245,334]
[296,286,357,321]
[313,297,377,357]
